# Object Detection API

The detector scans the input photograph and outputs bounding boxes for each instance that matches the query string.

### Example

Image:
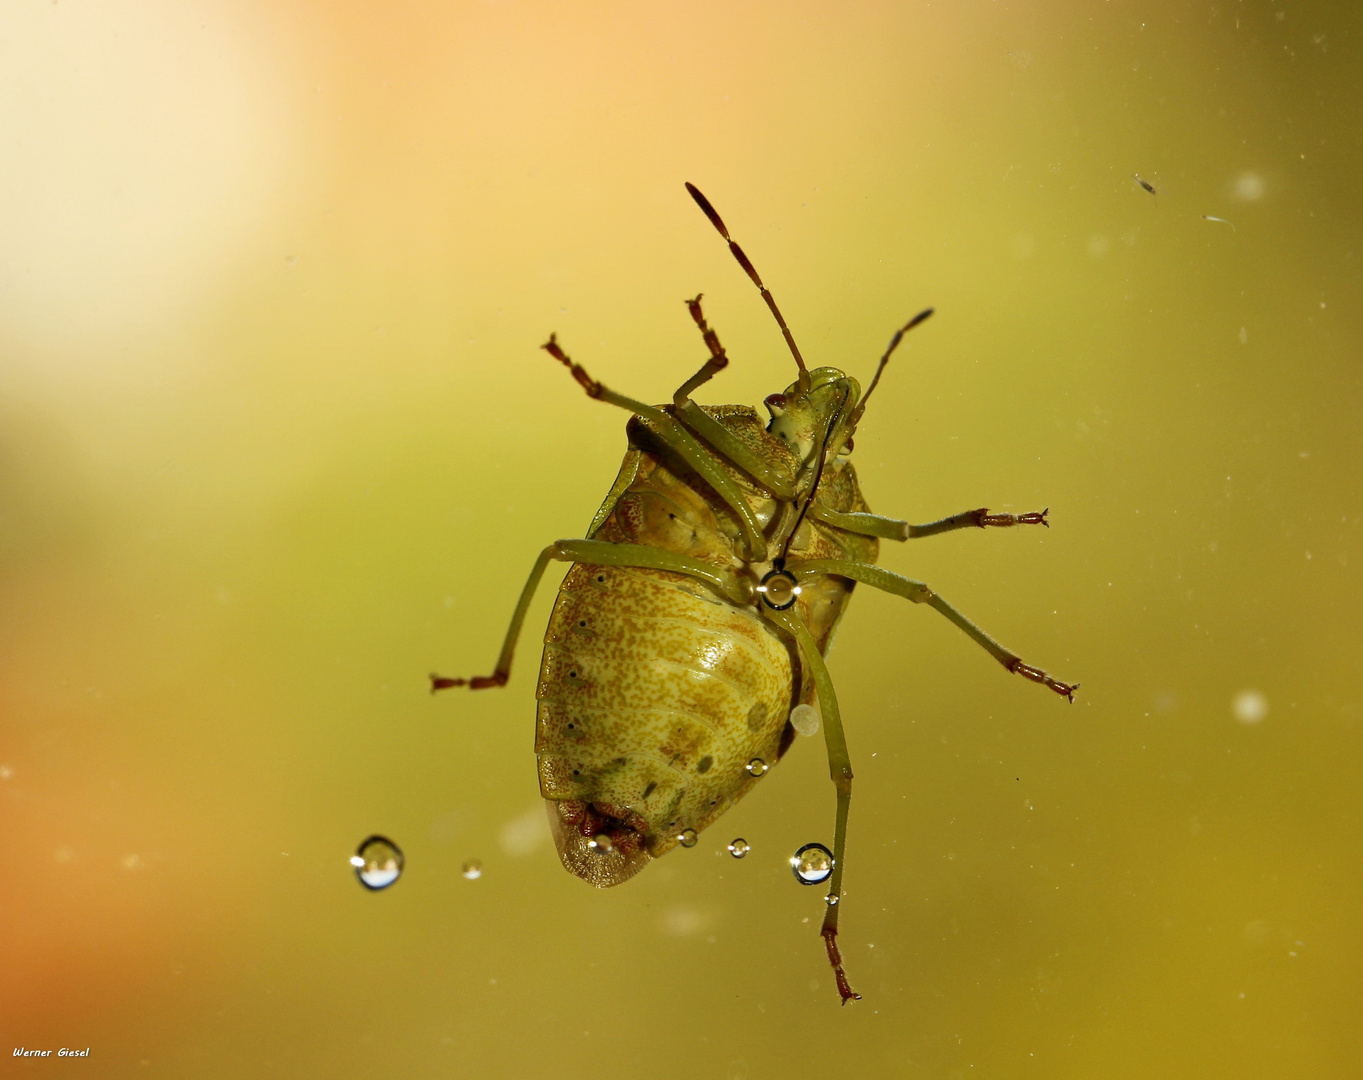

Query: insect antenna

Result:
[849,307,933,430]
[685,182,812,394]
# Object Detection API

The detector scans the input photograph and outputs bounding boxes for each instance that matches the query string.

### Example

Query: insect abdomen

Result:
[536,562,793,883]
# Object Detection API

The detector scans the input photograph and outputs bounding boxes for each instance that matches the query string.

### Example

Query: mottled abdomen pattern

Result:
[536,405,876,887]
[537,562,794,876]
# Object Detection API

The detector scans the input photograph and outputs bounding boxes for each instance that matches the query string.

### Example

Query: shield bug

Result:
[432,183,1076,1003]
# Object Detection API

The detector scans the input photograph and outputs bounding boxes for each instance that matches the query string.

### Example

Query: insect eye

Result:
[764,393,788,413]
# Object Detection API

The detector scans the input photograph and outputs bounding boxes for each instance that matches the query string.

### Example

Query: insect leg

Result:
[430,544,558,691]
[669,295,797,499]
[810,505,1050,542]
[763,604,861,1005]
[674,293,729,403]
[906,507,1050,539]
[431,540,752,692]
[541,334,770,560]
[788,559,1078,701]
[547,540,751,605]
[806,503,911,541]
[806,504,1052,545]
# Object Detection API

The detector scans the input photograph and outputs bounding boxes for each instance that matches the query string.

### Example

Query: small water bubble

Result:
[791,842,834,885]
[353,835,403,890]
[678,828,698,848]
[1231,171,1266,202]
[662,905,703,936]
[790,703,820,737]
[746,757,768,777]
[499,803,550,857]
[452,856,479,883]
[588,833,614,854]
[758,571,799,608]
[824,893,839,907]
[461,859,483,880]
[727,838,750,859]
[1233,689,1268,725]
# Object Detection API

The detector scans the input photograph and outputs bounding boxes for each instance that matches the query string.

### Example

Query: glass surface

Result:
[4,2,1360,1076]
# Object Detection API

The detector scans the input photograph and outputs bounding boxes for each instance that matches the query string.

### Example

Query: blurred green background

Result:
[3,1,1361,1077]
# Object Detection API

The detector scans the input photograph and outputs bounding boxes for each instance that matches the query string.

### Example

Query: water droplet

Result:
[461,859,483,880]
[746,757,768,777]
[588,833,614,854]
[662,905,704,936]
[824,893,839,906]
[727,838,750,859]
[1231,170,1266,202]
[790,703,820,737]
[353,835,403,890]
[758,570,800,609]
[1233,689,1268,725]
[790,842,833,885]
[678,828,698,848]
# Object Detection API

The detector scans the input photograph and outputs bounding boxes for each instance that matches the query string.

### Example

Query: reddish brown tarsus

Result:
[1009,660,1078,703]
[976,507,1049,528]
[430,672,507,693]
[542,334,603,399]
[821,925,862,1005]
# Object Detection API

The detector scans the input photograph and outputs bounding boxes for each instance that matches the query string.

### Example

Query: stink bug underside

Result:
[432,182,1076,1004]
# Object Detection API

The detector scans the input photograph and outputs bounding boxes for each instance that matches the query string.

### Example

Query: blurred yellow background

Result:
[3,1,1360,1076]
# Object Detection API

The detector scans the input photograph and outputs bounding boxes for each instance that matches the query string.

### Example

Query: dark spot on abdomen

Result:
[746,702,767,732]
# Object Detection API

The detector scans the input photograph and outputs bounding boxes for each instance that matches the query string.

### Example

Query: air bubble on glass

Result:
[1233,689,1268,725]
[727,838,750,859]
[746,757,768,777]
[790,703,820,737]
[461,859,483,880]
[678,828,698,849]
[790,842,834,885]
[1231,171,1266,202]
[352,835,403,890]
